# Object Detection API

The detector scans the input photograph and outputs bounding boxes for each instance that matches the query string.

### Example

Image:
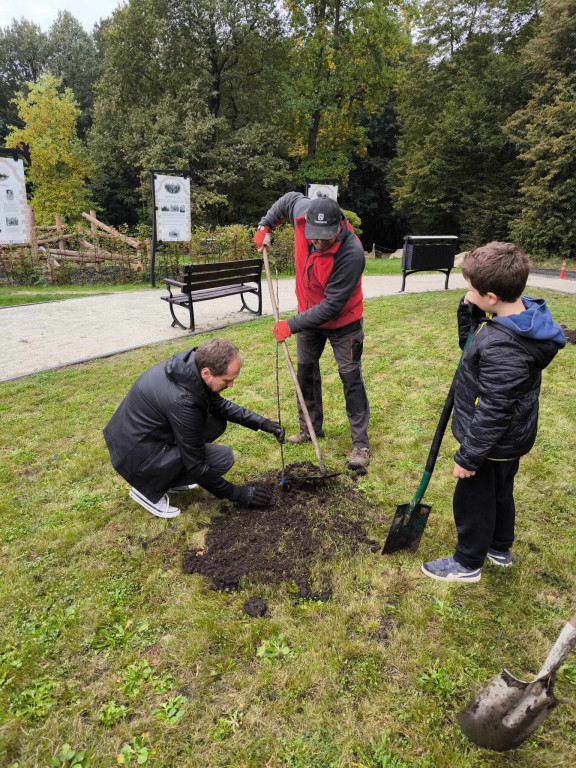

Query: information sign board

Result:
[306,182,338,201]
[0,156,30,245]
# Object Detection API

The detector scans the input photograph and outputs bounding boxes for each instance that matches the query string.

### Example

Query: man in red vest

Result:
[254,193,370,471]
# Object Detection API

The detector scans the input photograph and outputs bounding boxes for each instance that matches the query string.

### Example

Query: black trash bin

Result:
[401,235,459,291]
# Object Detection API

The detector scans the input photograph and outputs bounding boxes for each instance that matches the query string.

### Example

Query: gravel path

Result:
[1,271,574,382]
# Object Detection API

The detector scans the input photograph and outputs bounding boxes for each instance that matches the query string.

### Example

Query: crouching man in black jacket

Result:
[104,338,285,518]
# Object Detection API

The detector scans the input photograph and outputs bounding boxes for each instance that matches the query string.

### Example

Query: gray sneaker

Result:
[347,446,370,470]
[421,555,481,583]
[168,483,199,492]
[486,548,512,567]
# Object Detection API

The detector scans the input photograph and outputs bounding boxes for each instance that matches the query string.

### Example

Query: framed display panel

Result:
[0,155,30,246]
[305,179,339,201]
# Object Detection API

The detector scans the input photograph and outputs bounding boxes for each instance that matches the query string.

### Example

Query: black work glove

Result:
[260,418,286,444]
[235,485,272,508]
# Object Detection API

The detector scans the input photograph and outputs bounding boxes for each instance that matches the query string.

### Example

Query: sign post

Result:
[149,169,192,287]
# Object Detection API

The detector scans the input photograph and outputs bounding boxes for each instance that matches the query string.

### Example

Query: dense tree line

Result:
[1,0,575,256]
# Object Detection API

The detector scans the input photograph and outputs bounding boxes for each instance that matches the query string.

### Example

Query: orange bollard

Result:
[559,260,566,279]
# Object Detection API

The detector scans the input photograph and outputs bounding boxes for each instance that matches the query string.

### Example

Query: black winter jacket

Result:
[452,297,563,471]
[104,350,265,502]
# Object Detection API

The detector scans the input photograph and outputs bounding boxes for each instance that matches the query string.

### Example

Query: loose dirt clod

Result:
[182,462,379,594]
[243,597,268,617]
[561,325,576,345]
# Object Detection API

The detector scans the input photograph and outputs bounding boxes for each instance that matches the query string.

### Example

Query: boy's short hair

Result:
[462,242,531,302]
[195,338,241,375]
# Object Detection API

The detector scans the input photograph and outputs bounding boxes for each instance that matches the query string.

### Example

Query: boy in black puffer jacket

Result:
[422,242,565,583]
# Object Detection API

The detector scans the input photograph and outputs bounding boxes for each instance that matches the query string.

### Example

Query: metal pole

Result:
[150,171,157,288]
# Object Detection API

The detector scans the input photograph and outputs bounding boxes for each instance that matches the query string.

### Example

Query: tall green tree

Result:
[47,11,104,137]
[0,15,103,142]
[89,0,291,225]
[506,0,576,259]
[0,20,49,140]
[281,0,409,183]
[5,73,93,224]
[389,0,541,246]
[341,100,409,249]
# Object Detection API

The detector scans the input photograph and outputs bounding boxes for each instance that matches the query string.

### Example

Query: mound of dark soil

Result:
[561,325,576,345]
[182,462,380,595]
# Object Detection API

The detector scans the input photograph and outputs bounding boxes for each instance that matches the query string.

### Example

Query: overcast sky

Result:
[1,1,123,32]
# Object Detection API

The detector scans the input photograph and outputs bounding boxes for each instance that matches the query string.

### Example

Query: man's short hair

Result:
[462,242,531,302]
[195,338,241,375]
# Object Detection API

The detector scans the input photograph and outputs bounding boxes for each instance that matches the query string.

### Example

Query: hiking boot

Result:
[168,483,199,492]
[286,430,325,444]
[421,555,481,583]
[486,547,512,567]
[347,446,370,471]
[129,487,181,519]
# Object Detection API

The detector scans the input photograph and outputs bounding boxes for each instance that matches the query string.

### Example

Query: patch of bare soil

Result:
[182,462,380,596]
[561,325,576,344]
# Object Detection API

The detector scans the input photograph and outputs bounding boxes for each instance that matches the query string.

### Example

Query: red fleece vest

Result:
[293,217,363,329]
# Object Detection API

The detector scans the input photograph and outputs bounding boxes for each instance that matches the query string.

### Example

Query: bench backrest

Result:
[183,258,263,292]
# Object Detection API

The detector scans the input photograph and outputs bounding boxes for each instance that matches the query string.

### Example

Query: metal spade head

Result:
[381,502,432,555]
[457,668,559,752]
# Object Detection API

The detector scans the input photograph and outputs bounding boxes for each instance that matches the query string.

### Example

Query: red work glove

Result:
[253,226,271,249]
[273,320,292,343]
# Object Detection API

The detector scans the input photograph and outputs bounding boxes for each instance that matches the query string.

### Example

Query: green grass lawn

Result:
[0,283,153,308]
[1,290,575,767]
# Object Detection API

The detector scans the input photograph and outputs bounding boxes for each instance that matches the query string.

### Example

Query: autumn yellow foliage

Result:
[6,72,93,225]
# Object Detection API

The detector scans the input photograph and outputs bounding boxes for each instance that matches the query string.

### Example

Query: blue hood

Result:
[493,297,566,348]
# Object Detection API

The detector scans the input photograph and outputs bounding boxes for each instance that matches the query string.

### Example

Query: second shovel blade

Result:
[457,669,559,752]
[382,502,431,555]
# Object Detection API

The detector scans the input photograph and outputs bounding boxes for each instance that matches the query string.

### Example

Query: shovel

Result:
[382,330,472,555]
[260,245,327,476]
[457,611,576,751]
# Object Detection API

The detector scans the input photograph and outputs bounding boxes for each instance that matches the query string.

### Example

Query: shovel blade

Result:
[382,502,431,555]
[457,669,559,752]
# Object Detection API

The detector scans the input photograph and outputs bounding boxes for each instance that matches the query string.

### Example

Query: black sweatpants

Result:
[453,458,520,569]
[295,320,370,448]
[162,415,234,497]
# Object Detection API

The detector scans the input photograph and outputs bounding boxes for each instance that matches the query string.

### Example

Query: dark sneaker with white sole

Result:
[486,548,512,567]
[421,555,481,583]
[129,487,181,518]
[168,483,199,492]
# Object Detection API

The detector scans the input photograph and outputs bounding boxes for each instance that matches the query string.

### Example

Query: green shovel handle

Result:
[409,328,473,510]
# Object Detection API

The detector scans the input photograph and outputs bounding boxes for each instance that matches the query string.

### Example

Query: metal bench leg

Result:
[188,300,195,331]
[444,269,451,290]
[240,292,260,315]
[168,301,188,330]
[401,270,407,292]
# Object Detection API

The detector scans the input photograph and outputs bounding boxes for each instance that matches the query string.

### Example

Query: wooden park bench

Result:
[162,258,264,331]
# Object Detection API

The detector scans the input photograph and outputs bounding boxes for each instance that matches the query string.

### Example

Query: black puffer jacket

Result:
[103,349,265,502]
[452,297,564,471]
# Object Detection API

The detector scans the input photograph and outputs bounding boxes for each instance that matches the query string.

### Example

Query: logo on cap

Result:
[318,213,324,221]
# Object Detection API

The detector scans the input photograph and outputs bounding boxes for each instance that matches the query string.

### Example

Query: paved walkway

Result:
[1,271,574,382]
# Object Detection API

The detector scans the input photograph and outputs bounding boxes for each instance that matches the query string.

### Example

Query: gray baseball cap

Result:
[304,197,342,240]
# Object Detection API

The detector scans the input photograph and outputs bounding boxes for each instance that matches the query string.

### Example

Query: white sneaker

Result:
[129,487,181,518]
[168,483,199,492]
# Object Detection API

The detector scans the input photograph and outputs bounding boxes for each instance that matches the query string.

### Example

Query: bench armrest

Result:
[164,278,187,289]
